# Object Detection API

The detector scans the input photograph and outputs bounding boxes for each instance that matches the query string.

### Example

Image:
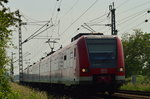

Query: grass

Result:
[120,75,150,91]
[9,75,150,99]
[10,83,48,99]
[120,83,150,91]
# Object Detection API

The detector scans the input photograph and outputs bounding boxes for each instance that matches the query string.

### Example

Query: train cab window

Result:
[64,55,67,60]
[86,38,117,68]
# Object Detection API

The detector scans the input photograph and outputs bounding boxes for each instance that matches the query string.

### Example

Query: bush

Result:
[0,69,11,98]
[0,69,21,99]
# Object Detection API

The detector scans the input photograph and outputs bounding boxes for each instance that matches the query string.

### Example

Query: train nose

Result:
[93,75,114,83]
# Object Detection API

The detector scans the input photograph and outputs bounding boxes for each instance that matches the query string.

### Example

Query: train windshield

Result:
[86,38,117,68]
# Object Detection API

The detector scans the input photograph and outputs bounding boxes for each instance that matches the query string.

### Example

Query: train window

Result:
[70,52,73,58]
[64,55,67,60]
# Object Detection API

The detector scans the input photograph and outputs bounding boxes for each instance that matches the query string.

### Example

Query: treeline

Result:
[0,0,18,98]
[122,29,150,80]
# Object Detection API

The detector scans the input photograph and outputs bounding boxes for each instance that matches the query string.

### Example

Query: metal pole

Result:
[10,52,14,82]
[16,10,23,82]
[109,2,117,35]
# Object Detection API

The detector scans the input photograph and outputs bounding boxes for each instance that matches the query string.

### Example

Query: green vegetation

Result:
[120,75,150,91]
[0,69,11,98]
[10,83,48,99]
[0,0,18,98]
[122,29,150,79]
[121,30,150,91]
[121,83,150,91]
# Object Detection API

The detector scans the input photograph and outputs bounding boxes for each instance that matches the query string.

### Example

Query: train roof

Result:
[84,35,116,39]
[71,33,103,42]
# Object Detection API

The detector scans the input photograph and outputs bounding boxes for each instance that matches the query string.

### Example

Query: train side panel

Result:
[61,46,78,85]
[51,54,59,83]
[39,57,50,83]
[28,65,33,82]
[23,68,28,82]
[32,62,40,82]
[50,45,78,85]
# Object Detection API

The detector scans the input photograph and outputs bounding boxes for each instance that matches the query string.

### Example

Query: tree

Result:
[122,29,150,78]
[0,0,18,98]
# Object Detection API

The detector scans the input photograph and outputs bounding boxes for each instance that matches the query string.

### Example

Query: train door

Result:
[69,47,76,83]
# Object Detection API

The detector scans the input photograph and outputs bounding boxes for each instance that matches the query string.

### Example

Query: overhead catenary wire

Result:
[56,0,99,48]
[118,0,150,15]
[117,9,150,33]
[122,16,150,33]
[57,20,60,36]
[85,5,111,32]
[123,21,145,33]
[117,8,150,25]
[58,0,115,46]
[25,23,48,26]
[27,21,50,23]
[83,23,96,32]
[84,0,130,33]
[81,25,94,33]
[118,13,146,27]
[87,13,108,23]
[21,12,51,26]
[22,21,53,44]
[119,12,147,27]
[21,0,62,51]
[86,0,128,25]
[51,0,59,19]
[13,52,31,64]
[60,0,79,19]
[60,0,99,36]
[54,0,63,24]
[116,0,130,9]
[27,21,50,38]
[88,0,128,24]
[22,24,54,44]
[21,12,48,23]
[55,0,79,37]
[30,42,46,62]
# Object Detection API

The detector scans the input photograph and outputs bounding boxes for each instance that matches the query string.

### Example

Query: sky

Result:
[7,0,150,74]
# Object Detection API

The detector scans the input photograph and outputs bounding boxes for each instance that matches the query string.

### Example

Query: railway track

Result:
[27,84,150,99]
[46,90,150,99]
[93,90,150,99]
[118,90,150,96]
[112,90,150,99]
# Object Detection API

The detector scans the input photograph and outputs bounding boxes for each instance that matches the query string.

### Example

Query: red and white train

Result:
[22,33,125,94]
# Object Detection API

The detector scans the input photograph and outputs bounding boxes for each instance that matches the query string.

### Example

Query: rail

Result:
[118,90,150,96]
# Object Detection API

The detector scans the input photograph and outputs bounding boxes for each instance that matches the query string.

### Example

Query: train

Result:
[22,33,125,95]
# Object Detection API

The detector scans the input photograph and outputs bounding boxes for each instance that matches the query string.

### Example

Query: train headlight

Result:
[81,68,89,73]
[119,67,124,72]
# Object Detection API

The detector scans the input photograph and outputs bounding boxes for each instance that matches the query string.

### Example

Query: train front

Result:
[76,35,125,93]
